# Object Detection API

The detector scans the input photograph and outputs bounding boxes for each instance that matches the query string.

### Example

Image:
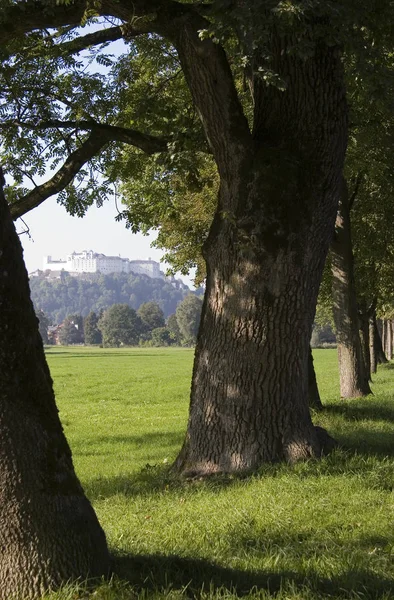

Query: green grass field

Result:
[44,347,394,600]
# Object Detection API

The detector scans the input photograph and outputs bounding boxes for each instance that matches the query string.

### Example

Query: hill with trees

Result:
[29,271,195,324]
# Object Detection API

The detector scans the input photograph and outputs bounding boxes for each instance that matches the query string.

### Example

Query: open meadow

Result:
[45,347,394,600]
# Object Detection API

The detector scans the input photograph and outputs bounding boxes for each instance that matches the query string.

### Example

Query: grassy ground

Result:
[43,347,394,600]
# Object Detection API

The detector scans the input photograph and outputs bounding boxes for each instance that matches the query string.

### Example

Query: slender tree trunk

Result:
[375,318,388,364]
[369,316,377,374]
[331,184,371,398]
[385,320,389,358]
[358,302,372,381]
[382,320,386,355]
[0,174,109,599]
[308,346,323,410]
[174,29,345,474]
[384,320,392,360]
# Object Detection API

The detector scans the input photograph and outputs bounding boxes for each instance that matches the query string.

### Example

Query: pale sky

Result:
[17,195,195,288]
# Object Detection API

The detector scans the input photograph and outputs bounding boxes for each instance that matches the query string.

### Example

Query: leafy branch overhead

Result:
[0,0,209,225]
[2,0,394,279]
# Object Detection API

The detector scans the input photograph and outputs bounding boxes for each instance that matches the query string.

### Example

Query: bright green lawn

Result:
[44,347,394,600]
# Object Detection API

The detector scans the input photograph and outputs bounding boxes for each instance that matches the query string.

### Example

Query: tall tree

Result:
[317,37,394,396]
[6,0,394,471]
[175,294,203,346]
[84,310,102,345]
[0,173,109,598]
[59,313,84,345]
[98,303,143,346]
[137,301,165,331]
[331,181,371,397]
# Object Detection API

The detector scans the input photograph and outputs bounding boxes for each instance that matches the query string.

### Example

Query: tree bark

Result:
[308,346,323,410]
[331,183,371,398]
[385,320,393,360]
[369,316,377,374]
[375,317,388,364]
[381,319,386,354]
[174,29,345,474]
[358,301,372,381]
[0,174,109,599]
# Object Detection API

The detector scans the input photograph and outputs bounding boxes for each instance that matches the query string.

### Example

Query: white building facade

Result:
[43,250,163,279]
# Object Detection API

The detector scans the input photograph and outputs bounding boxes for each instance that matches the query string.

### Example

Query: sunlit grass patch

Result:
[44,347,394,599]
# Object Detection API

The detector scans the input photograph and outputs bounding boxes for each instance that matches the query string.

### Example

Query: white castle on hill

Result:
[41,250,163,279]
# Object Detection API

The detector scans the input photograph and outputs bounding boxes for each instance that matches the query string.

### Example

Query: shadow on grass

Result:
[74,431,183,460]
[336,428,394,459]
[320,401,394,459]
[85,451,394,505]
[112,551,394,599]
[323,402,394,423]
[89,431,183,449]
[84,465,176,501]
[379,362,394,370]
[84,462,242,501]
[47,352,172,359]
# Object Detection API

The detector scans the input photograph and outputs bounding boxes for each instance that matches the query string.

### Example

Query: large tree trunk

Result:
[0,175,109,599]
[331,184,371,398]
[173,25,345,474]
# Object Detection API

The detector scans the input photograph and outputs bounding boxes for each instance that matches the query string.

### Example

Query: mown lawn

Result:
[45,347,394,600]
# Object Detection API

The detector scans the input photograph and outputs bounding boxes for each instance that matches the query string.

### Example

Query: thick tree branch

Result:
[0,1,89,45]
[8,121,169,219]
[1,0,249,208]
[5,118,169,154]
[27,26,125,57]
[9,131,111,220]
[56,25,123,53]
[37,120,169,153]
[40,22,152,56]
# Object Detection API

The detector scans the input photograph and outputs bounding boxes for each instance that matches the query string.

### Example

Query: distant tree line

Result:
[39,295,203,348]
[310,324,336,349]
[29,271,201,324]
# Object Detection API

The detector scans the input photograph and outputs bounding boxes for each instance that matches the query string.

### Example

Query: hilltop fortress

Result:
[41,250,163,279]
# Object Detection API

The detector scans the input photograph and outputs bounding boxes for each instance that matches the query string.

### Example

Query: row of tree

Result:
[39,295,203,347]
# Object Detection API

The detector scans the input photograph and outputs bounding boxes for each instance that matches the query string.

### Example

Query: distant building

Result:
[42,250,164,279]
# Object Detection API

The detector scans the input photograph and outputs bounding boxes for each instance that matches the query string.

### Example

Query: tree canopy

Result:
[176,294,203,346]
[1,0,393,237]
[98,303,143,346]
[137,301,166,331]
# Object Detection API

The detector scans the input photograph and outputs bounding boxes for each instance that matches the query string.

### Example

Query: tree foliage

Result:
[98,303,143,346]
[149,326,174,346]
[83,311,102,345]
[58,313,84,345]
[175,294,203,346]
[167,312,182,345]
[137,301,165,331]
[2,0,394,282]
[29,271,190,323]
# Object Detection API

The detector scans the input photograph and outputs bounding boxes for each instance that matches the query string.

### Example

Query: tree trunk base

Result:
[175,426,337,478]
